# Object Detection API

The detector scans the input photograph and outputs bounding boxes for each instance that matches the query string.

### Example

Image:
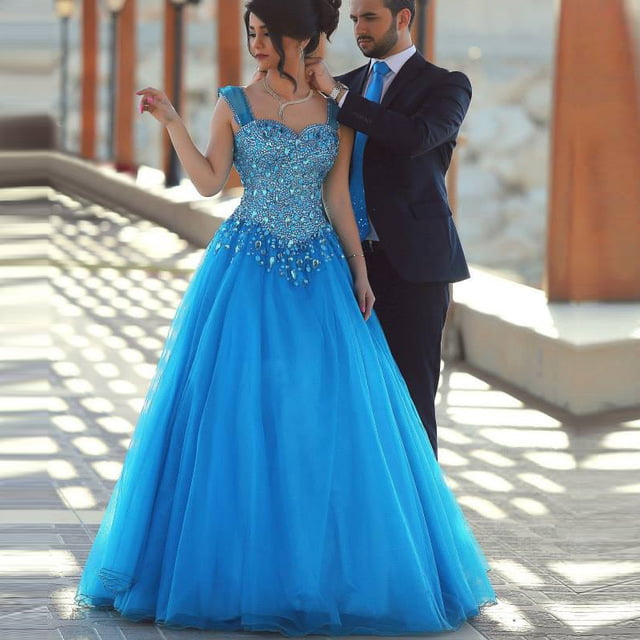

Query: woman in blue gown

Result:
[75,0,496,633]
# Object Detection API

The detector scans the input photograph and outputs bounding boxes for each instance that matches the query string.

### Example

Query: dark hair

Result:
[244,0,341,88]
[383,0,416,27]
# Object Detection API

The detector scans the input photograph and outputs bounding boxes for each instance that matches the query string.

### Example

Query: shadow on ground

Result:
[1,187,639,640]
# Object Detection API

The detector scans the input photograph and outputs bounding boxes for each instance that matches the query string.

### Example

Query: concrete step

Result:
[453,268,640,415]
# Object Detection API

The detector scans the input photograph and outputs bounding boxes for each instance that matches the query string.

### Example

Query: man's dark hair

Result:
[383,0,416,27]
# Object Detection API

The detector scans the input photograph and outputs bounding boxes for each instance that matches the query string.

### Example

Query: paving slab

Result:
[1,187,639,640]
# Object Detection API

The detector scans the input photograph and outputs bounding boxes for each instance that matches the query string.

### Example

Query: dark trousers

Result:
[364,241,450,457]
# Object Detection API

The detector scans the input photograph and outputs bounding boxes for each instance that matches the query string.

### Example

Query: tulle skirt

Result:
[75,218,495,635]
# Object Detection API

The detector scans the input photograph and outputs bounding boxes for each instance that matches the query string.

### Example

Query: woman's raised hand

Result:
[136,87,179,126]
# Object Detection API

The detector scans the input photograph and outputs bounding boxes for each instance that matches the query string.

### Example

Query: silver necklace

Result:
[263,76,314,121]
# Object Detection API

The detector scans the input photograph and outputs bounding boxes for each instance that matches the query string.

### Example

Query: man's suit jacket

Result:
[337,53,471,283]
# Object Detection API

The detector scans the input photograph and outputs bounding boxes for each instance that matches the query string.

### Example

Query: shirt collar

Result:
[370,45,417,76]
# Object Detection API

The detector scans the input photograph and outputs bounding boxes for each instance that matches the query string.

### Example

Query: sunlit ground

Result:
[1,186,639,639]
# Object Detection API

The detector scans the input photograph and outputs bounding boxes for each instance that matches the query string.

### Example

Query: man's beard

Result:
[358,21,399,59]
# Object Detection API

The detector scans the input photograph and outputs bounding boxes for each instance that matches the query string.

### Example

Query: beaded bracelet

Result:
[346,252,365,260]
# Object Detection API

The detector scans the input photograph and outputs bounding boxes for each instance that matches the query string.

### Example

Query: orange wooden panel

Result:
[218,0,242,87]
[80,0,98,159]
[163,2,177,99]
[547,0,640,301]
[411,0,436,61]
[218,0,242,191]
[115,0,136,172]
[162,1,178,178]
[426,0,436,61]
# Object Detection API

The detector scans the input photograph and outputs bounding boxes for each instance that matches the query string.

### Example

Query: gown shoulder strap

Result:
[327,98,340,130]
[218,86,255,127]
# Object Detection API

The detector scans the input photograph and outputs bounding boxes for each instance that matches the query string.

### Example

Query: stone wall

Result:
[1,0,557,286]
[433,1,556,288]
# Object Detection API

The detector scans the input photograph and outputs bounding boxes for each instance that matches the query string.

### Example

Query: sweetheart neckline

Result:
[235,118,338,139]
[236,87,336,139]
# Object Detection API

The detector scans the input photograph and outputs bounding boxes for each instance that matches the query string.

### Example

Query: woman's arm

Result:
[137,87,235,197]
[323,124,375,320]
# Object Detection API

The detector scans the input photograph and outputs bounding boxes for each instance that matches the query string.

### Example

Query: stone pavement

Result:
[1,186,639,640]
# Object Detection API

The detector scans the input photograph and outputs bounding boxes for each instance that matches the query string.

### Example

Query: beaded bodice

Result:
[213,86,342,285]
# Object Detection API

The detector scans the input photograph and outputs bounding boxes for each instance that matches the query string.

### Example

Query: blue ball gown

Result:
[75,86,495,635]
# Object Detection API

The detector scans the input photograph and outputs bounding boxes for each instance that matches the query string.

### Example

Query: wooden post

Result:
[114,0,136,173]
[218,0,242,87]
[80,0,98,159]
[218,0,243,191]
[411,0,436,61]
[547,0,640,301]
[163,1,179,182]
[447,135,465,219]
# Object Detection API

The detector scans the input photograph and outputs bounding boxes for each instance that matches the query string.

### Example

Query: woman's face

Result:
[248,13,305,72]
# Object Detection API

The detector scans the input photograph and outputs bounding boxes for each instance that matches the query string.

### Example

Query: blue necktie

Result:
[350,61,391,239]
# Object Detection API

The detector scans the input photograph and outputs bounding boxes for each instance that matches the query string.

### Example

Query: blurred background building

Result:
[1,0,556,287]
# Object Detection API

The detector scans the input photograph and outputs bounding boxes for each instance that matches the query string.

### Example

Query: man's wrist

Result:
[328,82,348,103]
[337,87,349,107]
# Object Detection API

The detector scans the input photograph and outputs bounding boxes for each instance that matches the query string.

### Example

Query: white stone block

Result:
[453,268,640,415]
[524,77,553,125]
[466,105,536,155]
[481,131,549,190]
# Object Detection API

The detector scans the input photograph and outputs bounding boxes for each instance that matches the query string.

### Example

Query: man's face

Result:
[349,0,399,59]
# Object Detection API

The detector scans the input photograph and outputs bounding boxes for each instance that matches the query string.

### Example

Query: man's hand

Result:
[305,57,337,96]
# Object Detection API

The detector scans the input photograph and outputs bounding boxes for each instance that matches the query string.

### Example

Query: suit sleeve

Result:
[337,71,472,158]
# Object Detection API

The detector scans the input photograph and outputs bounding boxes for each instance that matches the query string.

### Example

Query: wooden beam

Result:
[218,0,242,87]
[411,0,436,61]
[80,0,98,159]
[547,0,640,301]
[163,1,179,181]
[114,0,136,172]
[426,0,436,61]
[446,135,465,219]
[218,0,243,191]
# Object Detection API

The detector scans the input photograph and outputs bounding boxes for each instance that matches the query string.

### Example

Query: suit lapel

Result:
[381,52,427,107]
[352,63,371,95]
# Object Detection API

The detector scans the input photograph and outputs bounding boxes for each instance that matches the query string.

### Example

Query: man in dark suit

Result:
[306,0,471,456]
